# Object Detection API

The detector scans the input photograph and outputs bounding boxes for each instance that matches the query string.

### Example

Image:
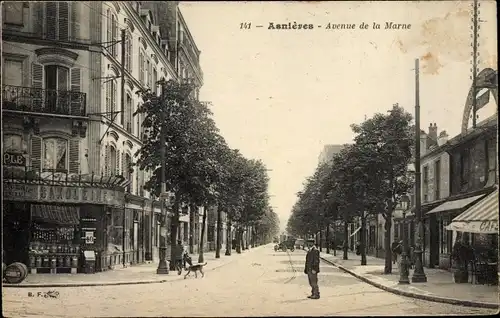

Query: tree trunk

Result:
[361,214,367,265]
[215,208,222,258]
[236,226,242,254]
[384,209,393,274]
[343,219,349,260]
[198,206,207,263]
[169,199,180,270]
[319,230,323,252]
[189,204,195,254]
[326,222,330,254]
[225,219,232,256]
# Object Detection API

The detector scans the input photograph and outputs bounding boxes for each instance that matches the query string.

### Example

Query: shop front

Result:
[3,181,125,274]
[446,188,499,285]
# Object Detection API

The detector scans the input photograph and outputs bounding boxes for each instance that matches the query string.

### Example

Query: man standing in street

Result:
[304,241,320,299]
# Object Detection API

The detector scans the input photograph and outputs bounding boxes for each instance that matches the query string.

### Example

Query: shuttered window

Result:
[126,32,133,72]
[147,60,152,88]
[112,81,117,121]
[109,146,117,176]
[69,138,80,174]
[112,14,118,57]
[42,137,68,171]
[152,68,158,94]
[126,94,133,133]
[139,52,144,84]
[44,2,71,41]
[104,145,110,176]
[106,9,112,43]
[105,81,111,118]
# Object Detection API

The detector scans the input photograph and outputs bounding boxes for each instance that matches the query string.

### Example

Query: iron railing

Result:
[3,165,130,189]
[2,85,87,117]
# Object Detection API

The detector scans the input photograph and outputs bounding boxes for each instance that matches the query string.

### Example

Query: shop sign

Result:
[3,184,125,207]
[84,231,95,244]
[479,220,498,233]
[3,152,27,167]
[3,183,38,201]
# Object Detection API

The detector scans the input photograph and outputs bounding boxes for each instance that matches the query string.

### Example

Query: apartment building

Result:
[2,1,209,274]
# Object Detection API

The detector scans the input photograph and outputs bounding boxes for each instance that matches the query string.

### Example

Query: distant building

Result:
[318,144,347,165]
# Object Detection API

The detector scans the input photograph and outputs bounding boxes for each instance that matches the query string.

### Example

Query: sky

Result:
[179,1,498,232]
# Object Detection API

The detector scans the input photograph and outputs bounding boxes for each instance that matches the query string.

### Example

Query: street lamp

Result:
[398,194,410,284]
[412,58,427,283]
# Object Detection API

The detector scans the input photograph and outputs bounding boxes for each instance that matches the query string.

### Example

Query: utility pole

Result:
[471,0,479,128]
[412,58,427,283]
[157,79,169,274]
[121,29,127,268]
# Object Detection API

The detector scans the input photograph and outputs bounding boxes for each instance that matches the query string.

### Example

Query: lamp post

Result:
[398,195,410,284]
[411,58,428,283]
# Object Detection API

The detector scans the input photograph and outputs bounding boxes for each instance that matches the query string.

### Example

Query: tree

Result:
[255,208,280,244]
[134,79,225,270]
[349,104,414,273]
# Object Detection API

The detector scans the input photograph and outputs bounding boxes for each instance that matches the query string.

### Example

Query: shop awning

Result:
[32,204,80,225]
[445,189,499,234]
[426,194,485,215]
[349,227,361,237]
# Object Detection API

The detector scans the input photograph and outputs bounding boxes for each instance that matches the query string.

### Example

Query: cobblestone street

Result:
[3,245,497,317]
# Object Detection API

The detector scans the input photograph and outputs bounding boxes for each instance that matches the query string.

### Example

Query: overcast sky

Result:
[179,1,497,232]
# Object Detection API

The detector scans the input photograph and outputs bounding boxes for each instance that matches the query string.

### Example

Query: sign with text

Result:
[3,183,125,207]
[3,152,27,167]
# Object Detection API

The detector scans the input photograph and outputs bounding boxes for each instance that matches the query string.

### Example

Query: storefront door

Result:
[3,202,30,265]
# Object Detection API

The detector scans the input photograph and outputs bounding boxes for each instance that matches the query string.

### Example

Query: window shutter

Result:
[105,145,110,176]
[70,68,82,116]
[31,63,44,111]
[106,81,111,117]
[70,2,80,41]
[122,152,126,178]
[58,2,69,41]
[112,81,117,117]
[126,33,132,71]
[46,2,57,40]
[30,135,42,173]
[112,15,118,57]
[33,2,44,37]
[106,9,112,43]
[69,137,80,173]
[139,52,144,84]
[116,149,121,176]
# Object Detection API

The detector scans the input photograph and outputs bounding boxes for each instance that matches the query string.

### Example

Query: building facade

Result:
[2,1,209,274]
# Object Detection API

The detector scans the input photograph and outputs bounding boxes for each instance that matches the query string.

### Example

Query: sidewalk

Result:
[320,250,499,309]
[3,248,257,288]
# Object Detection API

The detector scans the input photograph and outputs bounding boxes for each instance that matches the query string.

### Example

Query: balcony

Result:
[2,85,86,117]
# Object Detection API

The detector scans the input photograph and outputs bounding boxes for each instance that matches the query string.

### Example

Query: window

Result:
[43,137,68,171]
[111,14,118,57]
[139,52,145,84]
[106,80,117,119]
[45,2,70,41]
[125,154,133,193]
[109,146,117,175]
[434,159,441,200]
[152,68,158,94]
[460,150,470,187]
[3,134,24,153]
[147,60,152,88]
[422,165,429,201]
[45,65,69,91]
[3,2,24,25]
[126,94,133,133]
[106,9,112,43]
[440,218,449,254]
[2,59,23,86]
[125,32,133,72]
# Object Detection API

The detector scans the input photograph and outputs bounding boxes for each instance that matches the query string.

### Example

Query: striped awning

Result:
[445,189,499,234]
[427,194,485,214]
[32,204,80,225]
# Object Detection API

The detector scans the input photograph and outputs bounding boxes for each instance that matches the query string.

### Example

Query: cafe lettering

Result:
[3,183,124,207]
[4,152,27,167]
[479,220,498,233]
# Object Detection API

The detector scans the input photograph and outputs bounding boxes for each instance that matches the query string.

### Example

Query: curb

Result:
[3,251,246,289]
[320,256,499,309]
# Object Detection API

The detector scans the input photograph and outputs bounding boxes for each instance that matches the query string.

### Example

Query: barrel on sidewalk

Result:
[4,262,28,284]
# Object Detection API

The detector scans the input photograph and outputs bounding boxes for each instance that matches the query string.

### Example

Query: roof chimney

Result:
[437,130,449,146]
[428,123,438,141]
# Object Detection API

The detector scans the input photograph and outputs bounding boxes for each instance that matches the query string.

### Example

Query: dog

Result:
[184,262,207,279]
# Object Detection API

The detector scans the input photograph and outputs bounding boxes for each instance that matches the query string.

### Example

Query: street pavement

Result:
[2,244,497,317]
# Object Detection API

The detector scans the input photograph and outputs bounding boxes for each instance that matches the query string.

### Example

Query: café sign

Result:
[3,184,125,207]
[3,152,27,167]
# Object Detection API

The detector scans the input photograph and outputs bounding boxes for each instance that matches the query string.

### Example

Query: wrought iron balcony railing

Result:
[2,85,87,117]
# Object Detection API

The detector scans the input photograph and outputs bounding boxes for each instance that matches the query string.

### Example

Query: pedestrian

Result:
[304,241,320,299]
[174,240,185,271]
[355,241,361,255]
